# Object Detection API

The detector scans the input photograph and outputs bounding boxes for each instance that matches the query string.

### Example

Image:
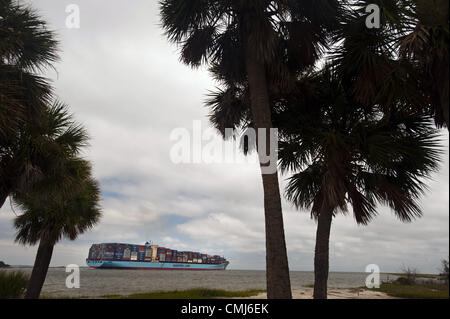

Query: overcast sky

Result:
[0,0,448,273]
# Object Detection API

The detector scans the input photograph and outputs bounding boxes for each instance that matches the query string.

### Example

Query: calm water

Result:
[5,267,396,298]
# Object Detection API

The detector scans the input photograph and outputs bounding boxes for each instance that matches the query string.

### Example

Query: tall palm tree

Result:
[1,0,59,208]
[277,68,442,299]
[13,158,101,299]
[201,1,445,299]
[159,0,340,299]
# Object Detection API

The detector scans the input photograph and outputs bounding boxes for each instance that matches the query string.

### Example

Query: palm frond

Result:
[0,0,59,72]
[13,158,101,245]
[279,66,442,226]
[206,86,250,137]
[159,0,219,43]
[285,164,324,211]
[180,26,217,67]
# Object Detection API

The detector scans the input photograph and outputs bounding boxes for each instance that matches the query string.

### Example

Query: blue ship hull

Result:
[86,259,228,270]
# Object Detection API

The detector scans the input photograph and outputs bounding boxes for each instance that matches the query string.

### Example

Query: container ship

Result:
[86,242,229,270]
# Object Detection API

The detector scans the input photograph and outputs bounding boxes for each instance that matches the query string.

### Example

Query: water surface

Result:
[6,267,395,298]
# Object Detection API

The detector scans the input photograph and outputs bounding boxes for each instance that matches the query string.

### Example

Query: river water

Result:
[5,267,396,298]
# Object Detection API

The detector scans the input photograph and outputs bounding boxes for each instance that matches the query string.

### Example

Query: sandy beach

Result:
[241,288,397,299]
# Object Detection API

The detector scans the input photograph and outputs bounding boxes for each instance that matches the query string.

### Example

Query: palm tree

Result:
[13,158,101,299]
[2,100,89,212]
[159,0,340,299]
[331,0,413,105]
[206,64,442,299]
[332,0,449,129]
[0,0,58,72]
[7,101,97,299]
[199,1,445,299]
[0,0,59,208]
[399,0,449,129]
[277,68,442,299]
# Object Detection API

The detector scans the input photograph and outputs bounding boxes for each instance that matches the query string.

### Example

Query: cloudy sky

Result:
[1,0,448,273]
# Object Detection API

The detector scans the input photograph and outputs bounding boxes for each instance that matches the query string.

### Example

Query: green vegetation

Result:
[441,258,449,283]
[388,273,440,279]
[0,261,10,268]
[0,270,29,299]
[370,283,449,299]
[104,288,265,299]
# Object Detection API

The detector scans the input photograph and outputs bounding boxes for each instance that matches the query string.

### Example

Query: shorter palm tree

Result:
[9,102,100,299]
[13,158,101,299]
[277,68,442,299]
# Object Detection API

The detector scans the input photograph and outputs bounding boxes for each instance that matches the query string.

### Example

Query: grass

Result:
[370,283,449,299]
[0,270,29,299]
[387,273,440,279]
[103,288,266,299]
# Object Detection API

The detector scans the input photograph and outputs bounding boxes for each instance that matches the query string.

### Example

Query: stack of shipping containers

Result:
[89,243,226,265]
[145,246,152,262]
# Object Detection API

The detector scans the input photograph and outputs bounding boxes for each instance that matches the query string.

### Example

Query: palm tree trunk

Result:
[313,206,333,299]
[25,239,55,299]
[245,48,292,299]
[439,79,449,130]
[0,190,8,210]
[435,51,449,129]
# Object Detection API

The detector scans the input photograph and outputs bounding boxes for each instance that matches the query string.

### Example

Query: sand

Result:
[241,288,397,299]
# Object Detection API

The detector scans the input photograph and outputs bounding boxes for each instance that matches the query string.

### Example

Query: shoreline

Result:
[238,288,396,299]
[42,287,396,299]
